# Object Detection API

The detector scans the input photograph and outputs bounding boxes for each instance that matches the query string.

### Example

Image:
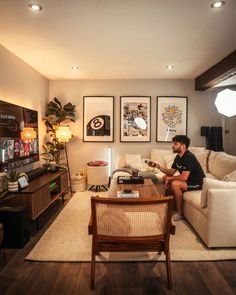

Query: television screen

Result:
[0,100,39,170]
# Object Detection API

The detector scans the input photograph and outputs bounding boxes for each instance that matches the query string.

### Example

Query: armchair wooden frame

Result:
[90,196,174,289]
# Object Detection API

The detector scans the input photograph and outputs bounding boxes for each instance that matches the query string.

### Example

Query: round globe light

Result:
[134,117,147,130]
[215,89,236,117]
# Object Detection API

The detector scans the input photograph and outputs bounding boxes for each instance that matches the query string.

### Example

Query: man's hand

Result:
[147,161,160,169]
[162,175,171,189]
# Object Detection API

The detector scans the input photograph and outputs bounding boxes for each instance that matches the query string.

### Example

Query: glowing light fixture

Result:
[21,127,37,140]
[55,126,72,142]
[215,89,236,117]
[28,3,43,12]
[134,117,147,130]
[55,126,72,193]
[107,147,112,177]
[72,66,79,70]
[166,65,174,70]
[211,1,225,8]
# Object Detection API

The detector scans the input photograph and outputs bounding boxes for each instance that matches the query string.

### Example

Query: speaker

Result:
[27,166,48,182]
[0,206,30,248]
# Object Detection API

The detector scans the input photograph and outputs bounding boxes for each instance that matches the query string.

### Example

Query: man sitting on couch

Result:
[150,135,205,221]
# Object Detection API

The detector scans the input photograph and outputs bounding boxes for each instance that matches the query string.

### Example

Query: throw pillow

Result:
[194,151,209,173]
[164,154,175,169]
[200,178,236,208]
[116,155,126,169]
[125,154,143,170]
[222,170,236,182]
[97,209,131,236]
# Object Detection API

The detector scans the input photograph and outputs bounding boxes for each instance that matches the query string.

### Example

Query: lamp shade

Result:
[215,89,236,117]
[56,126,72,142]
[21,127,36,140]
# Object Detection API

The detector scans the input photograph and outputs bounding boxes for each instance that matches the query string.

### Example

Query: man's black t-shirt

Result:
[171,150,205,186]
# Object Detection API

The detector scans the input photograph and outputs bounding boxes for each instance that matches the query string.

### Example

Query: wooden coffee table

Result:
[108,178,161,198]
[88,178,163,235]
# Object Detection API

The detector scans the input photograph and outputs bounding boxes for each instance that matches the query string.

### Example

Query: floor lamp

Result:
[55,126,72,194]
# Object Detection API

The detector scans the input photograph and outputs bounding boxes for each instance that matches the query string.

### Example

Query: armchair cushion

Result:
[200,178,236,208]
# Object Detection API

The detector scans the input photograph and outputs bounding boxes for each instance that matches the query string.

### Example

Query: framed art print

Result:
[156,96,188,142]
[83,96,114,142]
[120,96,151,142]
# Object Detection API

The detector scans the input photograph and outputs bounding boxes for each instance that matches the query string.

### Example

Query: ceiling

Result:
[0,0,236,80]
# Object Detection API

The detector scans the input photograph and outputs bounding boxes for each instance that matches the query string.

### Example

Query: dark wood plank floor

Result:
[0,196,236,295]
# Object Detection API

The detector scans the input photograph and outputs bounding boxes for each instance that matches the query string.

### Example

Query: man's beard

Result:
[173,147,181,153]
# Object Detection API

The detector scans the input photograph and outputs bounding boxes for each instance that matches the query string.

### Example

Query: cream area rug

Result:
[26,191,236,262]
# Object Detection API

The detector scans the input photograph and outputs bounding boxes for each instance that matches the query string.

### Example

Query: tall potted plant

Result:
[43,97,77,134]
[42,97,77,169]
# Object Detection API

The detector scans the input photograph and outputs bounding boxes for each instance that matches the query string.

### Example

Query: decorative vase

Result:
[8,181,19,192]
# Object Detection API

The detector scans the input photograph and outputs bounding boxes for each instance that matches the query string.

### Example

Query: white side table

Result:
[86,164,109,192]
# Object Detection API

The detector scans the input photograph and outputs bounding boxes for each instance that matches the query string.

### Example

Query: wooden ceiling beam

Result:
[195,50,236,91]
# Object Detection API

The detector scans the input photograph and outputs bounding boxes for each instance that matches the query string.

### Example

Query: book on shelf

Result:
[49,181,57,190]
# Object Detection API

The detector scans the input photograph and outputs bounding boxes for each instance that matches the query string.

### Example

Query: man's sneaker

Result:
[172,212,184,221]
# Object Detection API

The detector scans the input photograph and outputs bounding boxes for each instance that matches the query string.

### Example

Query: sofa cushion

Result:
[222,170,236,182]
[194,151,209,173]
[116,155,126,169]
[208,151,236,179]
[189,147,206,153]
[200,178,236,208]
[125,154,143,169]
[151,149,172,166]
[164,154,176,169]
[183,190,207,217]
[204,173,218,180]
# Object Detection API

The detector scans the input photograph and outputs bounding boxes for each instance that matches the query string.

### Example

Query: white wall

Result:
[0,45,49,170]
[49,79,222,174]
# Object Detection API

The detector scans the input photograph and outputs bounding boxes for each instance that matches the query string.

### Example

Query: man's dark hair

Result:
[172,135,190,149]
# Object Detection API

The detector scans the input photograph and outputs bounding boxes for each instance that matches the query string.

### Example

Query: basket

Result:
[71,173,87,192]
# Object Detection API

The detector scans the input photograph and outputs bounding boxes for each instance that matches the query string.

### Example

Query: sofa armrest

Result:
[206,189,236,247]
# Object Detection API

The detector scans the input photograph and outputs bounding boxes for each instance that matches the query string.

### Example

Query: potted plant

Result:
[7,168,20,192]
[41,138,68,170]
[43,97,77,133]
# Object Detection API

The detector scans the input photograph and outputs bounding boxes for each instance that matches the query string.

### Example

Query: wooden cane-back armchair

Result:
[90,196,174,289]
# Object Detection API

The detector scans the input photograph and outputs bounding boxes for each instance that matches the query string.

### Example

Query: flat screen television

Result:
[0,99,39,170]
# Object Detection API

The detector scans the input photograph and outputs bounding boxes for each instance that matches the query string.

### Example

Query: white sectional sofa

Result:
[114,148,236,248]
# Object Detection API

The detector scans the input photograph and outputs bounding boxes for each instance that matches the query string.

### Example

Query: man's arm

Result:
[154,163,176,176]
[165,171,190,182]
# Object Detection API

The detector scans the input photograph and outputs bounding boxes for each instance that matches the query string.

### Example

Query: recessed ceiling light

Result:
[210,1,225,8]
[166,65,174,70]
[72,66,79,70]
[28,3,43,12]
